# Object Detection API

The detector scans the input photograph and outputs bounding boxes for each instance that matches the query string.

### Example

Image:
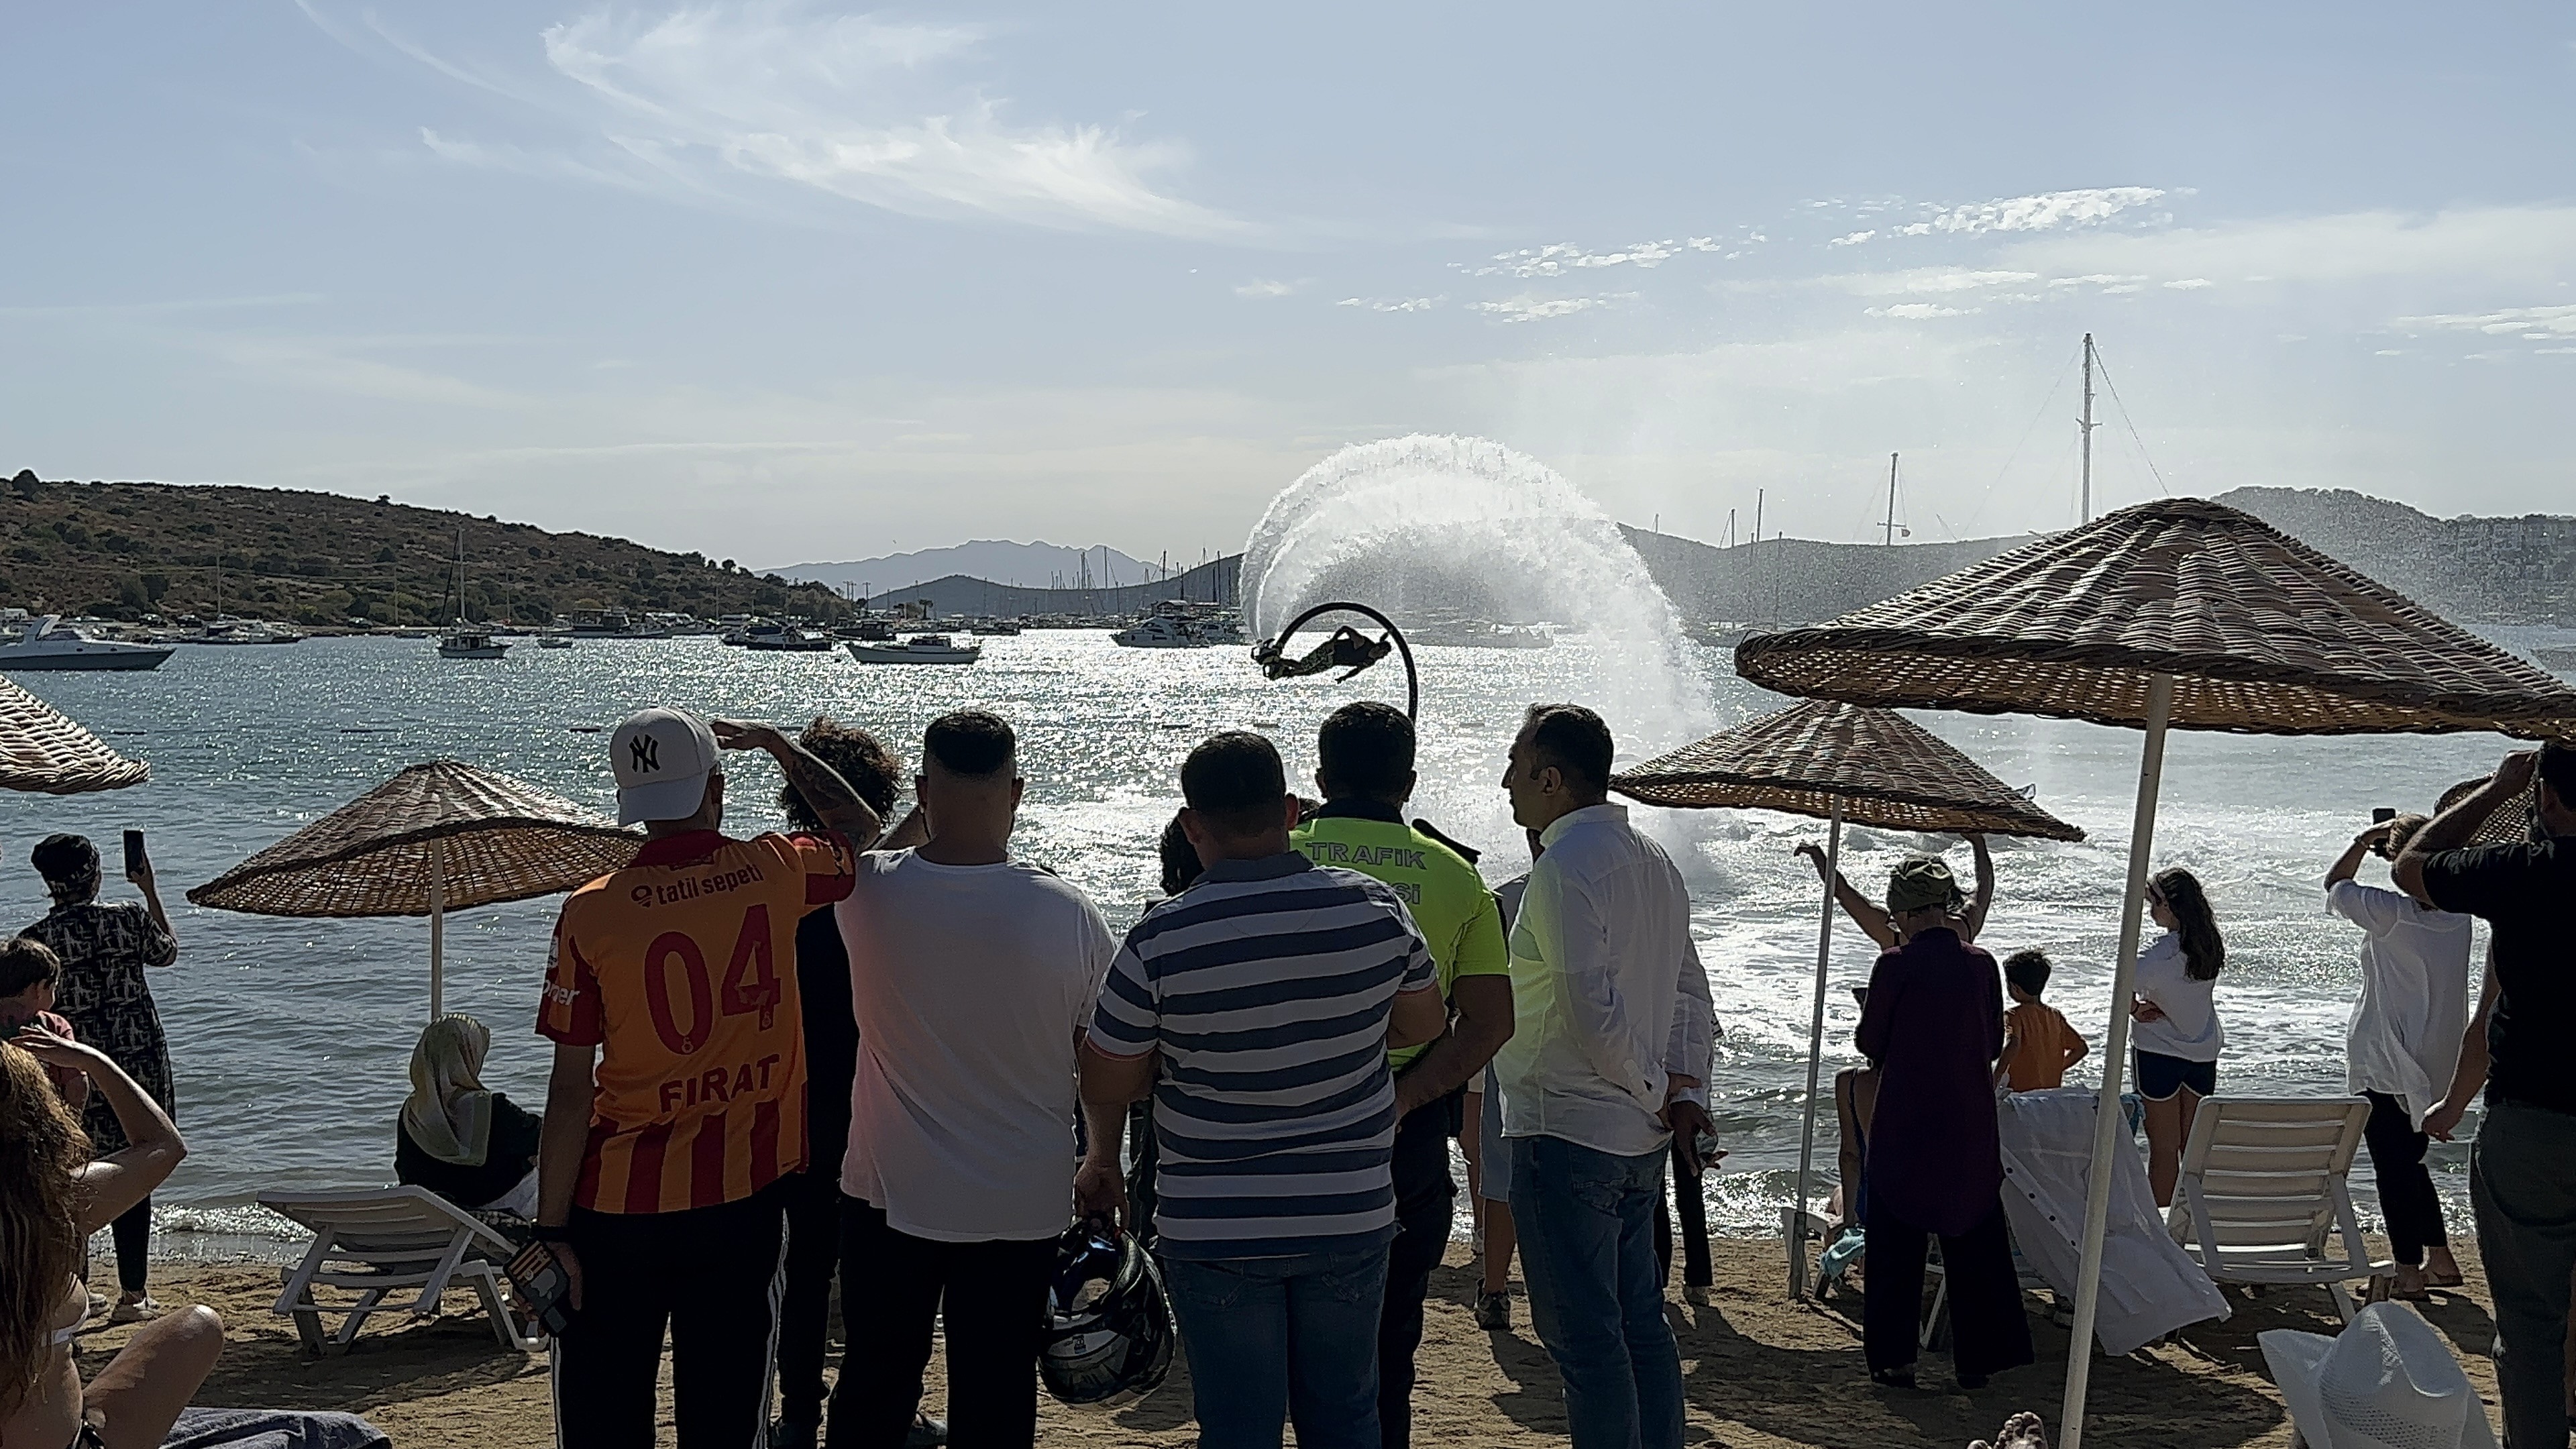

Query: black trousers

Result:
[553,1185,790,1449]
[776,1167,845,1428]
[825,1196,1055,1449]
[2362,1089,2450,1267]
[113,1195,152,1293]
[1863,1199,2033,1381]
[1377,1098,1457,1449]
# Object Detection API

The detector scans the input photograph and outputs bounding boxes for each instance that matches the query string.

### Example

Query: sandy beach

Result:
[79,1233,2497,1448]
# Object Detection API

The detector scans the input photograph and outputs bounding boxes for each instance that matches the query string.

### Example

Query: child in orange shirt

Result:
[1996,949,2088,1092]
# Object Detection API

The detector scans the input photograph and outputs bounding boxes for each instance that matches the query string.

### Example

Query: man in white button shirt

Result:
[1491,704,1717,1449]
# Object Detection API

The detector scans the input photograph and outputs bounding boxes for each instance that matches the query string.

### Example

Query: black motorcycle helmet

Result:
[1039,1222,1173,1405]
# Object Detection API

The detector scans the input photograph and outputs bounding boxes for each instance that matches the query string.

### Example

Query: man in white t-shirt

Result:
[829,710,1119,1449]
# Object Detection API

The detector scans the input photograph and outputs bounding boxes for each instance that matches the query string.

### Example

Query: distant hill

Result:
[2212,487,2576,625]
[862,555,1240,617]
[0,470,845,627]
[1623,525,2044,627]
[772,541,1168,594]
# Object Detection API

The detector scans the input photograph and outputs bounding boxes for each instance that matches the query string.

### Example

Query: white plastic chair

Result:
[2163,1097,2384,1323]
[258,1186,544,1355]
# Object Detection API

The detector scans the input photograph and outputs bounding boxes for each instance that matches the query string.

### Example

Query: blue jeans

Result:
[1160,1242,1391,1449]
[1509,1135,1684,1449]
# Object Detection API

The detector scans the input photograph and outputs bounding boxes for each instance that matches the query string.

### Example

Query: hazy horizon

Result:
[6,3,2571,568]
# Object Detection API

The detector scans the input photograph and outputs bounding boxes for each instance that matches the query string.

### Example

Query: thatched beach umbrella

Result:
[189,760,639,1020]
[1735,496,2576,1446]
[1,675,150,794]
[1614,697,2084,1300]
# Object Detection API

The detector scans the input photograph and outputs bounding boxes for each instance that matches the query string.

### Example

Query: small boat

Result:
[970,619,1023,637]
[0,615,175,672]
[744,629,835,653]
[1112,613,1206,649]
[172,618,303,645]
[537,635,575,649]
[435,530,509,657]
[437,630,509,659]
[845,635,983,665]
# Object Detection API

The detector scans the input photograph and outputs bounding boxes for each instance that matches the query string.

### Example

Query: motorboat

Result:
[0,616,175,672]
[437,631,510,659]
[170,617,303,645]
[845,635,982,665]
[721,620,788,647]
[1112,613,1207,649]
[744,629,835,652]
[969,619,1024,636]
[537,635,576,649]
[1411,620,1552,649]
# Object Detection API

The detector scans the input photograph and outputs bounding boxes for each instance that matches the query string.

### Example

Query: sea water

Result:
[2,630,2538,1260]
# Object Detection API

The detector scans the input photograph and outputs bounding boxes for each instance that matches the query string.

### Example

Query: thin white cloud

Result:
[1817,268,2041,297]
[1470,292,1634,323]
[1235,279,1307,299]
[2163,278,2214,290]
[1827,230,1875,248]
[322,1,1248,239]
[1902,186,2166,237]
[2394,303,2576,336]
[2001,205,2576,287]
[1338,296,1441,313]
[1866,303,1976,319]
[1463,240,1689,278]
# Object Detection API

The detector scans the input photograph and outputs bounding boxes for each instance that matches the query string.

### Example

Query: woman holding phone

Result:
[20,833,180,1323]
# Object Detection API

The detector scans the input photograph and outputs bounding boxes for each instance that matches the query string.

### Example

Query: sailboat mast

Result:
[2080,333,2097,523]
[1883,453,1900,547]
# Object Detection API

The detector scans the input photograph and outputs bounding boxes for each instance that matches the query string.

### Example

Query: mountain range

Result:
[769,541,1175,594]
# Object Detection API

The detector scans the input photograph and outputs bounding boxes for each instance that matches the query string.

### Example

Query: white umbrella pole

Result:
[428,837,447,1022]
[2058,672,2174,1449]
[1789,800,1844,1299]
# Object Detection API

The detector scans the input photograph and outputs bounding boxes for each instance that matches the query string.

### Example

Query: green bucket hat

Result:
[1885,854,1964,916]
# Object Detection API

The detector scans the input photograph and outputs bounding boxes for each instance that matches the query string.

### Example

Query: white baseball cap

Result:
[2259,1301,2497,1449]
[609,707,722,825]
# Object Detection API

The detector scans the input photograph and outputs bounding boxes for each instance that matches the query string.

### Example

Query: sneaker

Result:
[108,1294,160,1324]
[1474,1291,1511,1330]
[906,1412,949,1448]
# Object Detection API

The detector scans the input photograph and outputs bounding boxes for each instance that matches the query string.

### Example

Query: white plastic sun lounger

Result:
[258,1186,544,1355]
[2163,1097,2383,1324]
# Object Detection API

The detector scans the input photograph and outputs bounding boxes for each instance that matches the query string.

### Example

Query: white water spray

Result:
[1240,435,1715,755]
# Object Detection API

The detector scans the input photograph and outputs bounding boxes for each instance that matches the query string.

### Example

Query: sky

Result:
[4,3,2573,569]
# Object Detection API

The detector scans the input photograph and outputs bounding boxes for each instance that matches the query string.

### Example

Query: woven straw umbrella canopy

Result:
[1,675,150,794]
[1613,698,2083,1299]
[1734,497,2576,1448]
[189,760,639,1018]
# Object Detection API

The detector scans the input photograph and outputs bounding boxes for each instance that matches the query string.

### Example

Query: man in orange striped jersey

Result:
[534,706,882,1448]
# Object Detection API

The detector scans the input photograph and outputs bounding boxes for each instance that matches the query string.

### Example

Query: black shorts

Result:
[2134,1049,2216,1102]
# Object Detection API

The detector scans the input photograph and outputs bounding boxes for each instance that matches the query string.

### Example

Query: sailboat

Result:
[436,529,510,659]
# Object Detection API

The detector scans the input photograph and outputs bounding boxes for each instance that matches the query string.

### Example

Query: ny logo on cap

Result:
[630,736,660,773]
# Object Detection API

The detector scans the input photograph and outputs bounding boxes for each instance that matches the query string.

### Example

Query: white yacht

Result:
[0,616,175,672]
[845,635,982,665]
[1111,613,1205,649]
[437,631,509,659]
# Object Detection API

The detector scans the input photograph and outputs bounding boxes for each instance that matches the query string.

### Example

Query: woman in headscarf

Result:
[21,832,179,1323]
[394,1014,543,1220]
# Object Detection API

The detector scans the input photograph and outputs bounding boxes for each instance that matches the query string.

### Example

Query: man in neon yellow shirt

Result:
[1291,701,1513,1449]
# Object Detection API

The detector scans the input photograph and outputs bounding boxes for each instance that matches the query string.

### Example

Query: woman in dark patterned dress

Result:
[23,832,180,1322]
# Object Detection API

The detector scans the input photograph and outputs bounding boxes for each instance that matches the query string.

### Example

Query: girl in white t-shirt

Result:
[2130,867,2226,1209]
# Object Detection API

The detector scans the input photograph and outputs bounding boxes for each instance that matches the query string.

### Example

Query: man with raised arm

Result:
[1491,703,1716,1449]
[2394,741,2576,1449]
[534,707,880,1449]
[1289,701,1513,1449]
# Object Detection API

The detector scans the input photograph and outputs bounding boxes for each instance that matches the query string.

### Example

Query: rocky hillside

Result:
[1,470,845,627]
[2213,487,2576,625]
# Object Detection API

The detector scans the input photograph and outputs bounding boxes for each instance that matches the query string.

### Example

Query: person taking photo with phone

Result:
[21,832,180,1324]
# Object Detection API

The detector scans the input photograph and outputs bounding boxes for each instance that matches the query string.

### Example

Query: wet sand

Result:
[83,1235,2496,1447]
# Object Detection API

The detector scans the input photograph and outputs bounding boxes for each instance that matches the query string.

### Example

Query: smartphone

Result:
[504,1242,576,1338]
[2371,808,2398,824]
[122,830,148,879]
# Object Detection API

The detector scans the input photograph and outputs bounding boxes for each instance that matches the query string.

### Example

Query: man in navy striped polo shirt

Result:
[1079,731,1446,1449]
